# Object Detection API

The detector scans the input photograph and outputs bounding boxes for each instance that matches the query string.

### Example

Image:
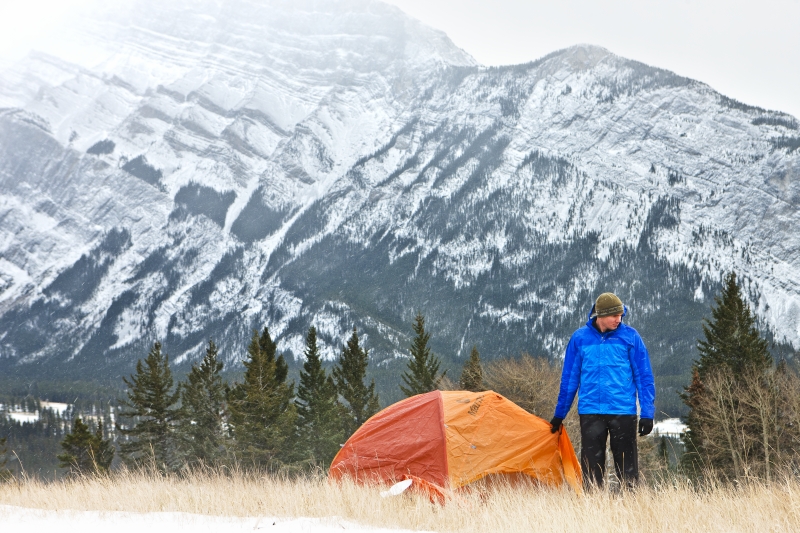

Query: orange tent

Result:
[329,390,581,496]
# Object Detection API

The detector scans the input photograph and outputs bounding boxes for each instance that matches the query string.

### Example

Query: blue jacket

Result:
[554,305,655,420]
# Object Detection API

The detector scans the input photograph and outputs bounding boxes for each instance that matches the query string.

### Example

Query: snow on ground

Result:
[653,418,687,438]
[6,412,39,424]
[40,401,69,415]
[2,401,71,424]
[0,505,431,533]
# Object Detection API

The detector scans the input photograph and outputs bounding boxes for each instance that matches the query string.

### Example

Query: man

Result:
[550,292,655,488]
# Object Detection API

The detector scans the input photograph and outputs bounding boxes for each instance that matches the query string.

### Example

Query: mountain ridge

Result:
[0,0,799,413]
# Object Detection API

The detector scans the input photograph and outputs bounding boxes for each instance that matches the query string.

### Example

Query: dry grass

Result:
[2,470,800,532]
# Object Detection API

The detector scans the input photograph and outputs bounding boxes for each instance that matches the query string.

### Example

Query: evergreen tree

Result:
[333,327,380,437]
[118,341,181,472]
[227,327,297,469]
[681,272,773,477]
[695,272,771,379]
[0,407,66,476]
[459,345,484,392]
[295,326,344,466]
[658,436,669,467]
[177,339,229,466]
[58,418,114,476]
[0,436,11,482]
[95,422,115,471]
[400,312,446,397]
[680,368,706,473]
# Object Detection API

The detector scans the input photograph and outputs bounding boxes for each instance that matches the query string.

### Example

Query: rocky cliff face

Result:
[1,0,798,412]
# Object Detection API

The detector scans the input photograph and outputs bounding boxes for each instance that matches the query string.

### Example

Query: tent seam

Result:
[437,391,449,487]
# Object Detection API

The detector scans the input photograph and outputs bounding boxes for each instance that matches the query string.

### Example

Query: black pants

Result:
[580,414,638,489]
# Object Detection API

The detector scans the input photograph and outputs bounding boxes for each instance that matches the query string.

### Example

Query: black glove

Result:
[550,417,563,434]
[638,418,653,436]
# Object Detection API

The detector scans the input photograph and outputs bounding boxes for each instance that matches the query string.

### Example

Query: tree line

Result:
[31,272,796,484]
[0,405,72,478]
[54,312,485,477]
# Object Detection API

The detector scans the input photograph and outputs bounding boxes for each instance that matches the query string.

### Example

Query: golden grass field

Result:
[2,470,800,532]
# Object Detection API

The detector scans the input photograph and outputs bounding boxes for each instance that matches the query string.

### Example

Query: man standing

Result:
[550,292,655,488]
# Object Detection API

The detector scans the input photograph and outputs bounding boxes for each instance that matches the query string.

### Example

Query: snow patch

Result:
[0,506,431,533]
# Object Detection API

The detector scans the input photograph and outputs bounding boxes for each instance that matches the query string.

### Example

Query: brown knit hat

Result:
[592,292,624,318]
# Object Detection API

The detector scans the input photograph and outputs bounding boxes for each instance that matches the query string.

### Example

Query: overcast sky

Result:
[384,0,800,118]
[1,0,798,118]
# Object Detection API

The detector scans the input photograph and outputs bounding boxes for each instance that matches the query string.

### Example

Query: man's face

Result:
[596,313,622,332]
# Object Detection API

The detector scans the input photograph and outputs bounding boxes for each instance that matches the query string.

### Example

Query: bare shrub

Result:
[483,354,580,449]
[437,374,458,391]
[690,365,800,482]
[695,370,752,479]
[483,354,561,417]
[776,366,800,461]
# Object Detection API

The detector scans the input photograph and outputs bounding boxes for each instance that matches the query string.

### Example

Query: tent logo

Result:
[468,395,484,416]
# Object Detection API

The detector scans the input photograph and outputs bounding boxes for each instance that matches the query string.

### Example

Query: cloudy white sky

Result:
[384,0,800,119]
[0,0,798,118]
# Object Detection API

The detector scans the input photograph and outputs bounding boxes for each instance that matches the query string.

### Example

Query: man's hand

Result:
[638,418,653,436]
[549,417,563,434]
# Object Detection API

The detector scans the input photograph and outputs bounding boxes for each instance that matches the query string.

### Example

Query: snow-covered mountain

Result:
[1,0,798,411]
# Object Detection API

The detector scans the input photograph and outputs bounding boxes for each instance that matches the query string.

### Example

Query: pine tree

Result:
[118,341,181,472]
[681,272,773,477]
[459,345,484,392]
[94,423,115,471]
[695,272,771,379]
[177,339,229,466]
[227,327,297,469]
[295,326,344,467]
[400,313,446,397]
[0,436,11,482]
[658,436,669,467]
[58,418,114,476]
[333,327,380,437]
[680,368,706,473]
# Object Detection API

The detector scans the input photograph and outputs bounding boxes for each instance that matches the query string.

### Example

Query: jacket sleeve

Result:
[630,332,655,419]
[554,333,582,419]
